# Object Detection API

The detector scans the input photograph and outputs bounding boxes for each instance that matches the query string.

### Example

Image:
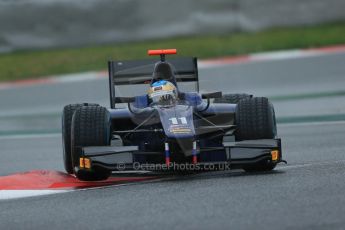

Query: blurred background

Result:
[0,0,345,81]
[1,0,345,52]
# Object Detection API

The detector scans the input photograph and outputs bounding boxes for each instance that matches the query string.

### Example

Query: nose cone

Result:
[157,104,195,140]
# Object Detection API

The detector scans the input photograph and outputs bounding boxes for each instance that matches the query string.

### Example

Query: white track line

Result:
[277,120,345,127]
[249,50,312,61]
[0,190,69,200]
[0,133,60,140]
[277,160,345,170]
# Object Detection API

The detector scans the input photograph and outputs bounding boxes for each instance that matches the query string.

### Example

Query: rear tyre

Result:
[214,93,252,104]
[235,97,277,172]
[62,103,99,174]
[71,105,111,181]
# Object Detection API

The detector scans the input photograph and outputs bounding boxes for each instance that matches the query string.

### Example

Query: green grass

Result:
[1,22,345,82]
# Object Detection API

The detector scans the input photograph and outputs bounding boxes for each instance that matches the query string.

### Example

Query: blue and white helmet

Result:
[148,80,177,104]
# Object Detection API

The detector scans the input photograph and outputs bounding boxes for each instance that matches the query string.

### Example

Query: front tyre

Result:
[235,97,276,141]
[71,106,111,181]
[235,97,277,172]
[62,103,99,174]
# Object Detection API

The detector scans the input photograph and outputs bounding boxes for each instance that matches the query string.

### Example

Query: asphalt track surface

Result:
[1,52,345,229]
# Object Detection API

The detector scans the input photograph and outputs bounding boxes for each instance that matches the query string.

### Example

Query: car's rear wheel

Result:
[71,105,111,181]
[214,93,252,104]
[235,97,277,172]
[62,103,99,174]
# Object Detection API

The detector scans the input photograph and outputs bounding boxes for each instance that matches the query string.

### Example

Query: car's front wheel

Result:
[235,97,277,172]
[62,103,99,174]
[71,105,111,181]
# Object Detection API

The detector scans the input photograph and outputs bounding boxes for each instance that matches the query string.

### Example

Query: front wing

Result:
[78,139,283,171]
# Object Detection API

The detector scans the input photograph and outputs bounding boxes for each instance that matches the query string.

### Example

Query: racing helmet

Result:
[148,80,177,105]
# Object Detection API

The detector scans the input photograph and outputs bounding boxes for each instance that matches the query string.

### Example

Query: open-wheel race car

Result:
[62,49,285,181]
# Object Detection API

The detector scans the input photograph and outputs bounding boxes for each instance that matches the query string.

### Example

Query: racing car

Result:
[62,49,284,181]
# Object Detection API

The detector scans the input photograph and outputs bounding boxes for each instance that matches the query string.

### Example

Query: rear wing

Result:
[108,57,199,108]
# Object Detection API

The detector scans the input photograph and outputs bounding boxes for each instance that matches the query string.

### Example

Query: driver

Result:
[148,80,178,106]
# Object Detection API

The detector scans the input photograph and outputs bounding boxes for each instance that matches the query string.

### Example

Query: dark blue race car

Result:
[62,49,284,181]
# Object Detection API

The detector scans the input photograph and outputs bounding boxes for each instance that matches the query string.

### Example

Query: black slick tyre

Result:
[235,97,276,141]
[235,97,277,172]
[71,105,111,181]
[62,103,99,174]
